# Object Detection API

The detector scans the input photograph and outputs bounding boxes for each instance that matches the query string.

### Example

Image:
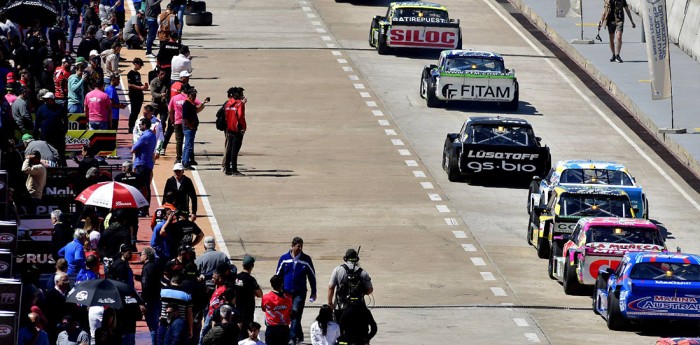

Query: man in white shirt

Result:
[170,45,192,83]
[133,104,164,156]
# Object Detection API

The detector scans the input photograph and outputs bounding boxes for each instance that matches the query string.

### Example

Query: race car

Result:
[527,186,635,278]
[442,116,550,182]
[594,252,700,330]
[553,217,666,295]
[527,160,648,219]
[420,50,519,110]
[368,2,461,55]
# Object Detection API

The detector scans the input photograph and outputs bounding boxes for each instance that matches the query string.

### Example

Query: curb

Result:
[507,0,700,179]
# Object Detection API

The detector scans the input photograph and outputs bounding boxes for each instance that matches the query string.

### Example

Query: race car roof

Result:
[627,251,700,265]
[442,50,503,61]
[466,116,532,127]
[553,185,628,197]
[577,217,657,229]
[554,160,628,172]
[391,1,447,10]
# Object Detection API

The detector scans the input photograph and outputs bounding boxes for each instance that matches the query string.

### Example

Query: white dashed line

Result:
[513,318,529,327]
[348,75,359,80]
[342,66,353,72]
[444,218,458,226]
[372,110,384,116]
[301,6,311,11]
[353,83,365,89]
[391,139,404,146]
[524,333,541,343]
[326,43,337,48]
[452,230,466,238]
[413,170,426,178]
[420,182,434,189]
[480,272,496,281]
[311,21,321,25]
[378,120,390,126]
[337,59,348,64]
[316,28,327,33]
[436,205,450,213]
[491,287,507,296]
[470,257,486,266]
[366,101,377,107]
[428,193,441,201]
[321,35,331,41]
[461,243,476,251]
[405,160,418,167]
[299,0,307,4]
[331,50,341,56]
[397,149,411,156]
[306,13,316,18]
[360,92,371,98]
[384,129,397,135]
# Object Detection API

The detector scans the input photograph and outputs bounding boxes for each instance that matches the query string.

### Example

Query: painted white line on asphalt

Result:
[353,83,365,89]
[428,193,441,201]
[384,129,397,135]
[481,0,700,213]
[337,59,348,64]
[513,318,529,327]
[331,50,341,56]
[461,243,476,251]
[398,149,411,156]
[316,28,327,33]
[491,287,507,296]
[360,92,371,98]
[321,35,331,41]
[306,13,316,18]
[452,230,467,238]
[326,43,337,48]
[366,101,377,107]
[342,66,353,72]
[372,110,384,116]
[311,21,321,25]
[391,139,404,146]
[191,170,230,257]
[524,333,541,343]
[480,272,496,281]
[413,170,426,178]
[405,160,418,167]
[470,257,486,266]
[348,75,359,80]
[301,6,311,11]
[420,182,434,189]
[436,205,450,213]
[378,120,390,126]
[445,218,458,226]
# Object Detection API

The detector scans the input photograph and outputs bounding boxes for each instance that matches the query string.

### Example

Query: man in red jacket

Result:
[223,87,247,176]
[261,275,292,345]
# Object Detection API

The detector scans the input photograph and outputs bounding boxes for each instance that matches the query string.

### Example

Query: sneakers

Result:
[190,160,199,166]
[231,171,245,176]
[615,55,624,63]
[610,55,616,62]
[184,165,195,170]
[145,53,156,58]
[224,170,233,175]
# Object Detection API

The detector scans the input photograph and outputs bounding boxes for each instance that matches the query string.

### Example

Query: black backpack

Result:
[338,264,365,304]
[215,103,227,131]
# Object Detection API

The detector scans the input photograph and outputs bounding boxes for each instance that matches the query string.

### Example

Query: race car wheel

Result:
[563,256,584,295]
[643,198,649,219]
[186,12,213,26]
[526,212,535,245]
[547,241,562,279]
[536,235,549,259]
[607,293,627,331]
[426,80,441,108]
[377,34,390,55]
[445,152,462,182]
[527,180,540,214]
[186,1,206,14]
[504,89,519,111]
[369,19,378,47]
[420,73,429,99]
[457,35,462,49]
[592,275,606,315]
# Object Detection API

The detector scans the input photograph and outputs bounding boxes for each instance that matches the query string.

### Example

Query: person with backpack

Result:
[327,249,373,321]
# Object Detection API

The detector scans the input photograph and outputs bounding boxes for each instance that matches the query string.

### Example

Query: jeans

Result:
[174,4,186,38]
[89,121,109,130]
[174,124,183,162]
[146,17,158,54]
[67,103,83,113]
[122,333,135,345]
[182,127,196,166]
[67,14,80,52]
[198,314,211,345]
[224,131,244,173]
[145,301,161,345]
[290,292,306,342]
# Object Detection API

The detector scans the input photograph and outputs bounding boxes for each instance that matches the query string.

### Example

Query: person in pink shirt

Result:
[84,79,112,130]
[167,92,200,163]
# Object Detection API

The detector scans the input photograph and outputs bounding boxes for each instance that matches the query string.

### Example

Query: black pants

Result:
[224,131,244,173]
[174,124,183,162]
[128,93,143,132]
[264,325,289,345]
[116,10,126,29]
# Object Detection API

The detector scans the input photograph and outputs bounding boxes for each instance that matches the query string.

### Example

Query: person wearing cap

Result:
[223,87,247,176]
[124,9,147,50]
[235,255,263,337]
[181,87,209,169]
[53,57,72,108]
[127,58,149,132]
[85,50,104,91]
[77,26,100,62]
[170,45,192,84]
[100,42,122,83]
[195,236,231,281]
[328,249,373,321]
[163,162,198,219]
[34,91,68,166]
[23,134,60,166]
[4,81,17,106]
[170,70,191,99]
[107,243,134,286]
[85,79,111,129]
[105,73,128,129]
[22,150,47,210]
[67,61,88,113]
[12,86,33,135]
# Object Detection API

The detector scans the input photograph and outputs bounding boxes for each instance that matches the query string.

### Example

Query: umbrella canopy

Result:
[3,0,58,27]
[66,278,143,309]
[76,181,149,209]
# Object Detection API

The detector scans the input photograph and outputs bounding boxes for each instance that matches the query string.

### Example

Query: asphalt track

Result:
[149,0,700,343]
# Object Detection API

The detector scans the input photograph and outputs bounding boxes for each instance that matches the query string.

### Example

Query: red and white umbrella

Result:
[75,182,149,209]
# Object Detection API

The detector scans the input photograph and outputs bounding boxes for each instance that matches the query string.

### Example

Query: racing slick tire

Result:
[563,256,584,295]
[369,19,378,47]
[377,34,390,55]
[426,79,441,108]
[443,151,463,182]
[536,235,549,259]
[527,211,538,246]
[607,293,627,331]
[592,275,606,315]
[527,180,540,214]
[457,35,463,49]
[186,1,206,14]
[504,89,519,111]
[548,241,561,279]
[186,12,212,26]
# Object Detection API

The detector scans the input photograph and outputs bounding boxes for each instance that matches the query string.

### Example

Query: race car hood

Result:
[584,242,666,256]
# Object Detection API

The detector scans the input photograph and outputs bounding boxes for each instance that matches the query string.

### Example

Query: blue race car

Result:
[594,252,700,330]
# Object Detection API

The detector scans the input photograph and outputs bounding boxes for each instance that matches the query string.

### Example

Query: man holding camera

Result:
[22,150,47,212]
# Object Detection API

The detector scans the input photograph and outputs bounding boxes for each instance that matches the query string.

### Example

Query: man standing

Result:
[141,246,162,345]
[159,276,194,344]
[163,163,198,218]
[127,58,148,133]
[195,236,230,280]
[328,249,374,322]
[85,79,112,129]
[223,87,246,176]
[105,74,128,129]
[181,88,206,169]
[34,92,68,165]
[67,60,88,113]
[42,273,72,343]
[167,87,187,163]
[144,0,162,58]
[50,209,72,260]
[163,302,188,345]
[133,104,163,158]
[275,237,317,345]
[108,243,135,287]
[599,0,636,63]
[12,86,33,135]
[157,32,181,84]
[22,151,47,212]
[150,69,170,145]
[338,300,377,345]
[235,255,263,339]
[132,117,157,210]
[57,229,87,274]
[53,57,72,109]
[262,275,292,345]
[170,45,192,84]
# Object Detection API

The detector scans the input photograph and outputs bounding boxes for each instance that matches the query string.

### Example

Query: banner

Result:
[65,130,117,156]
[641,0,672,99]
[556,0,581,17]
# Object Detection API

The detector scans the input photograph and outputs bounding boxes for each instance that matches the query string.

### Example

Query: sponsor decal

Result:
[441,84,512,100]
[45,186,75,195]
[392,17,449,24]
[15,253,55,265]
[115,201,133,207]
[75,290,89,302]
[0,325,11,337]
[464,161,537,173]
[388,28,457,48]
[555,223,576,233]
[125,296,137,304]
[629,296,700,312]
[0,233,14,244]
[0,261,8,272]
[467,151,539,160]
[654,296,697,303]
[0,181,5,191]
[586,243,665,254]
[587,259,621,280]
[98,298,116,304]
[654,280,692,285]
[0,293,16,305]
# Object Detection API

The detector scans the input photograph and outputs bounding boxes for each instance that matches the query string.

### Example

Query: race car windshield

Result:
[560,169,634,186]
[586,226,663,245]
[558,195,632,218]
[393,8,449,23]
[445,57,505,73]
[469,125,537,146]
[630,263,700,281]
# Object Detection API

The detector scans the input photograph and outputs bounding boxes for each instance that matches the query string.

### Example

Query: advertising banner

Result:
[0,311,17,345]
[556,0,582,17]
[0,279,21,313]
[641,0,672,99]
[0,250,11,278]
[0,222,16,253]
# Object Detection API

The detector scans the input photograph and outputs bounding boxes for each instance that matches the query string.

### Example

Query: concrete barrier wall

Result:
[667,0,687,43]
[679,0,700,59]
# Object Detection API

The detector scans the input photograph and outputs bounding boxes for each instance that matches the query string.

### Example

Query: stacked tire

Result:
[186,1,212,26]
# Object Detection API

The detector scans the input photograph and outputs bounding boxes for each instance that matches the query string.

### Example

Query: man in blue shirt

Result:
[276,237,317,345]
[105,74,127,130]
[58,229,87,274]
[132,117,157,215]
[76,254,100,283]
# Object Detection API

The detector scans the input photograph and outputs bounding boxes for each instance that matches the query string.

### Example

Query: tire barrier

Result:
[186,11,213,26]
